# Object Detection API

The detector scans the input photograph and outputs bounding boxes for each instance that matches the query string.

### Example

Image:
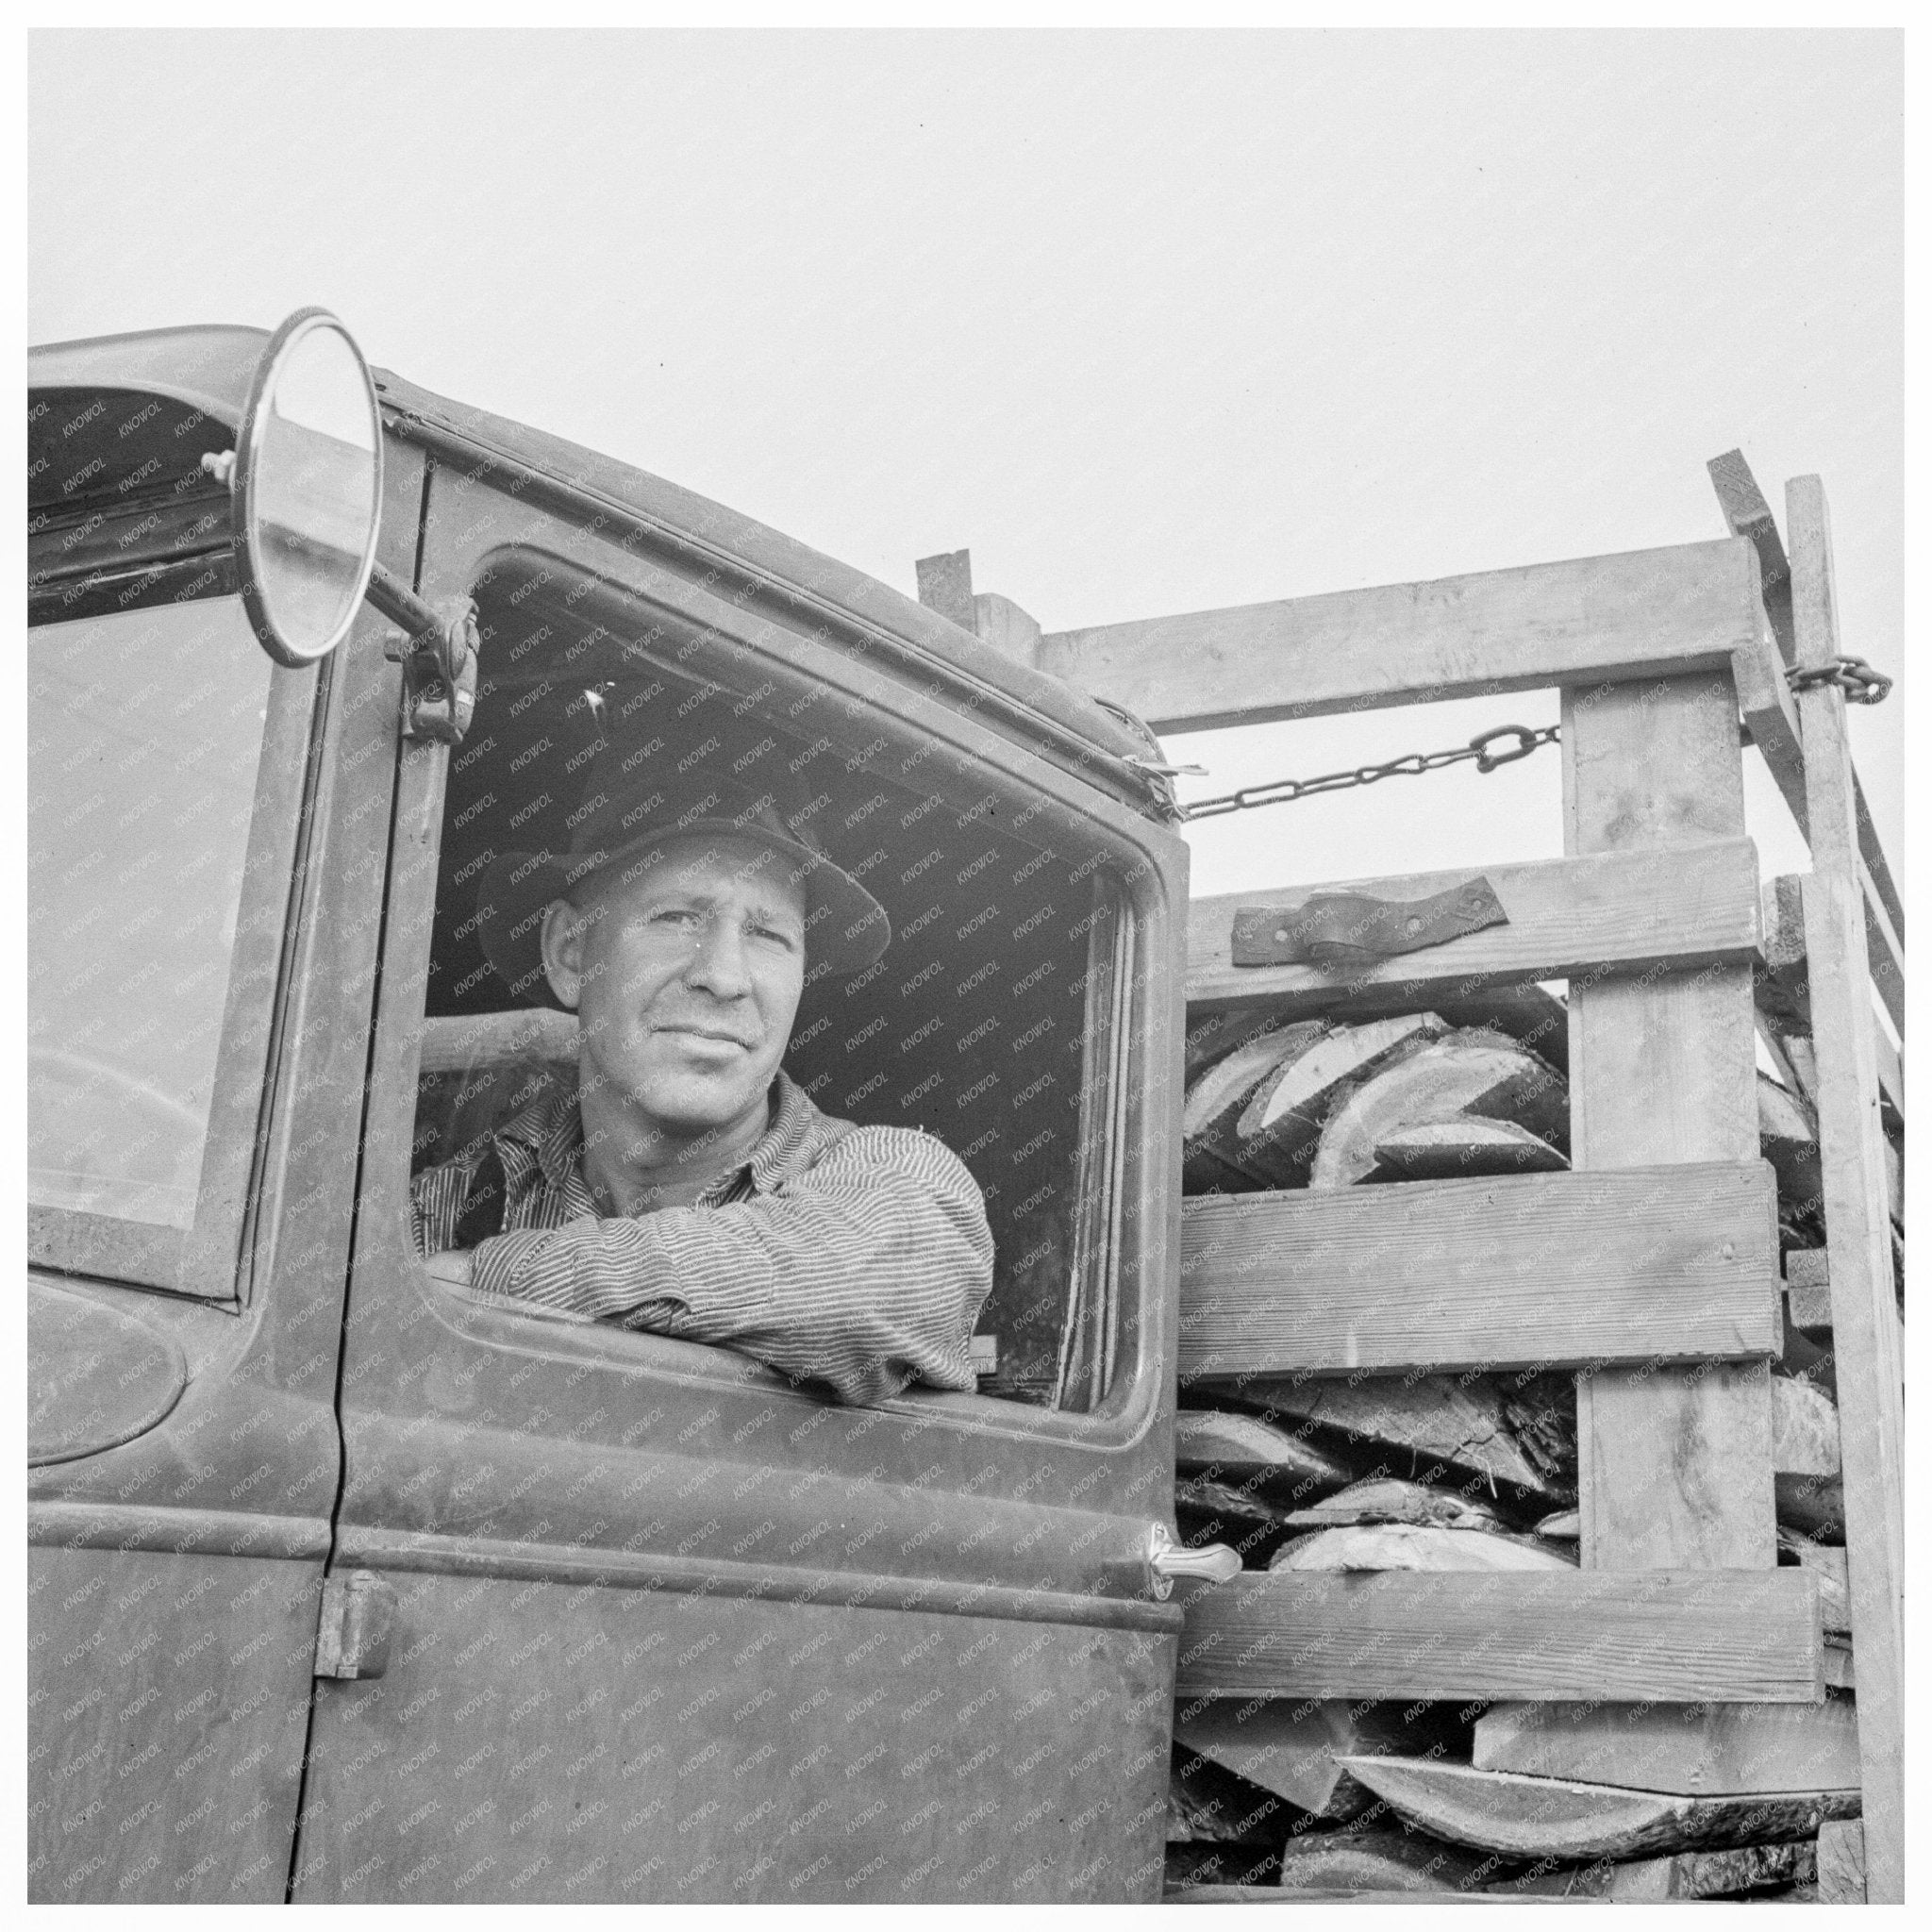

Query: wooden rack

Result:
[923,458,1903,1902]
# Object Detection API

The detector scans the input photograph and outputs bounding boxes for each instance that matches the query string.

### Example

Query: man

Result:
[413,770,995,1407]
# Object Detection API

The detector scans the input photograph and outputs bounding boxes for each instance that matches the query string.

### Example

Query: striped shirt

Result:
[411,1072,994,1406]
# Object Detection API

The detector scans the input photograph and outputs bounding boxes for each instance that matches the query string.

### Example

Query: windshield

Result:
[29,598,274,1229]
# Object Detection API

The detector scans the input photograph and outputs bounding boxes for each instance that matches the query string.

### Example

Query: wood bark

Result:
[1340,1755,1857,1859]
[1310,1030,1567,1188]
[1269,1524,1576,1574]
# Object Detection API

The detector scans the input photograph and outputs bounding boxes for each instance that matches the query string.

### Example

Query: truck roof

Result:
[29,324,1170,813]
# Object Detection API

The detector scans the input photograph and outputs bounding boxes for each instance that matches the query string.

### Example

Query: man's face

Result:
[541,834,808,1138]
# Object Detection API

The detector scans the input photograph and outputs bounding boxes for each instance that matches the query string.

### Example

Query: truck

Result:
[28,310,1902,1902]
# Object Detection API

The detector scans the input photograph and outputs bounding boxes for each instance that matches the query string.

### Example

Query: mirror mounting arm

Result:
[368,559,479,745]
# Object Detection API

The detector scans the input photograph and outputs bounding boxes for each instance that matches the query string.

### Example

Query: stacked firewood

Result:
[1164,991,1857,1901]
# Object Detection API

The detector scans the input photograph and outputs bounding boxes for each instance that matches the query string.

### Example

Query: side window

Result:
[28,596,291,1291]
[410,551,1150,1412]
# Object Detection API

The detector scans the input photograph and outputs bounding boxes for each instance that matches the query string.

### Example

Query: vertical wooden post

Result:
[914,548,976,631]
[1786,475,1903,1902]
[1561,672,1776,1569]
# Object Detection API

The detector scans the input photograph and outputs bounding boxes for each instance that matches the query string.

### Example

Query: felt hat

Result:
[475,768,891,1008]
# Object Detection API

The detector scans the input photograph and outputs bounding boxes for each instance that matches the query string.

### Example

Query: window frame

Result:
[382,526,1185,1452]
[26,597,325,1301]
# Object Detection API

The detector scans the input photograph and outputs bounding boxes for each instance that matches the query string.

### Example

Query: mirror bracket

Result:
[368,559,479,745]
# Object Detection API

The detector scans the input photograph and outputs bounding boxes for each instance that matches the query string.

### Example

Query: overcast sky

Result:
[30,28,1902,901]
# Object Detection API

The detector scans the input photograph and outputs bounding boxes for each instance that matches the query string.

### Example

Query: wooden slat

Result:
[1708,449,1797,657]
[1184,838,1760,1015]
[1758,874,1903,1118]
[1174,1569,1822,1703]
[1037,538,1764,732]
[1177,1163,1779,1379]
[1708,448,1904,945]
[1562,671,1774,1573]
[1787,475,1904,1902]
[1859,864,1906,1039]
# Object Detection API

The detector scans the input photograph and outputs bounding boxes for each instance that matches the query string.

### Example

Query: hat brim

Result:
[474,818,891,1011]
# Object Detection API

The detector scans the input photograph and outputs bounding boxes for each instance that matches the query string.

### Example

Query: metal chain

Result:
[1179,721,1559,822]
[1787,655,1892,706]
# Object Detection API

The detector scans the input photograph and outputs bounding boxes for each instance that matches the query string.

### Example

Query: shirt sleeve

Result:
[409,1152,473,1257]
[466,1125,995,1406]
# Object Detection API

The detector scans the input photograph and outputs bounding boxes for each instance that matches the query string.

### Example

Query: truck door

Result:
[290,401,1192,1904]
[25,362,425,1901]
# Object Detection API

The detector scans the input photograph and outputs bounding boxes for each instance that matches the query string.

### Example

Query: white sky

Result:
[28,28,1903,900]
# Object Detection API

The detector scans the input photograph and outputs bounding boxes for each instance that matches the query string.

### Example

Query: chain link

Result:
[1787,655,1892,706]
[1180,721,1559,822]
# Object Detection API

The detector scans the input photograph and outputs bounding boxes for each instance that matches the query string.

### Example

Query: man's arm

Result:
[465,1127,995,1406]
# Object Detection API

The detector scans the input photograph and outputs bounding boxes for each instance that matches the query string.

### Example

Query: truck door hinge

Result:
[313,1570,399,1680]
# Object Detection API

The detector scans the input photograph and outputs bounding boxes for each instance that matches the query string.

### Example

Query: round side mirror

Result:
[232,308,384,668]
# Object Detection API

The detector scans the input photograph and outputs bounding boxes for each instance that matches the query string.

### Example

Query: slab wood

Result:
[1269,1524,1575,1574]
[1369,1119,1566,1182]
[1182,1019,1328,1191]
[1815,1818,1865,1904]
[1758,1073,1823,1208]
[1173,1409,1357,1499]
[1280,1478,1501,1534]
[1165,1882,1507,1904]
[1472,1695,1860,1796]
[1039,536,1765,732]
[1187,838,1760,1015]
[1197,1374,1564,1500]
[1174,1568,1822,1704]
[1178,1162,1780,1379]
[1340,1755,1855,1860]
[1274,1825,1491,1893]
[1497,1837,1815,1898]
[1170,1750,1287,1845]
[1174,1475,1296,1531]
[1173,1700,1460,1821]
[1310,1031,1568,1188]
[1774,1470,1845,1541]
[1789,476,1906,1902]
[1771,1375,1840,1477]
[1182,1020,1326,1141]
[1235,1014,1442,1188]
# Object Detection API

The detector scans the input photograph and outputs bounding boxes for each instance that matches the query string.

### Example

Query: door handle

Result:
[313,1570,398,1680]
[1147,1523,1241,1599]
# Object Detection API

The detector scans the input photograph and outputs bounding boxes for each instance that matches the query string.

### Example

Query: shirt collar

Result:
[494,1070,826,1202]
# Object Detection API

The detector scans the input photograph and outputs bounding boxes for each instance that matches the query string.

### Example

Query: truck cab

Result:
[28,317,1197,1902]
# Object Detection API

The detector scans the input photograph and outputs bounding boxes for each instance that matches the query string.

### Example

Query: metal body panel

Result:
[25,441,432,1902]
[294,1576,1174,1902]
[27,1547,321,1903]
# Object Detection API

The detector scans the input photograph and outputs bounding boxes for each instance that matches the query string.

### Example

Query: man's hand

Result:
[424,1249,475,1290]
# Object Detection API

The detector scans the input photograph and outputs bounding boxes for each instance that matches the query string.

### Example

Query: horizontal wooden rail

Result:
[1038,538,1763,733]
[420,1008,578,1074]
[1174,1568,1823,1703]
[1178,1162,1780,1379]
[1185,839,1760,1016]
